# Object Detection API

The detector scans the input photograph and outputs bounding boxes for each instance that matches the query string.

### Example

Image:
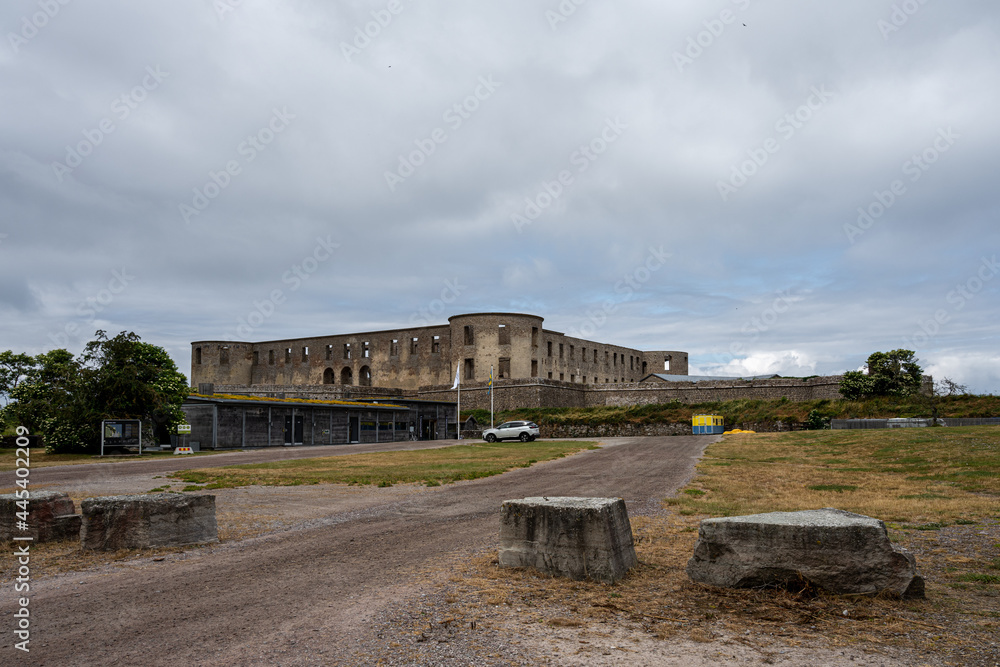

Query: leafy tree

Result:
[0,350,34,408]
[839,350,923,400]
[805,409,829,430]
[5,349,83,437]
[838,370,874,401]
[4,332,188,453]
[79,331,188,445]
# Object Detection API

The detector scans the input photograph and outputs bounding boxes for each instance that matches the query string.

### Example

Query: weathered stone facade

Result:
[192,312,689,392]
[193,311,849,408]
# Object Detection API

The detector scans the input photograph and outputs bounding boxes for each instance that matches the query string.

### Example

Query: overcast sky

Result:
[1,0,998,393]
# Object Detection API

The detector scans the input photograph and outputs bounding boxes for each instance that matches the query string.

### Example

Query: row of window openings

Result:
[543,343,663,372]
[200,341,671,372]
[201,337,444,367]
[463,324,529,346]
[545,373,635,383]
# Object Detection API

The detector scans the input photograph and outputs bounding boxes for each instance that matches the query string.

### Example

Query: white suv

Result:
[482,421,540,442]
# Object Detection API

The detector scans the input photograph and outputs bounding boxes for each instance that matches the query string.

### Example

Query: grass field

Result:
[170,440,600,489]
[669,426,1000,524]
[0,447,215,471]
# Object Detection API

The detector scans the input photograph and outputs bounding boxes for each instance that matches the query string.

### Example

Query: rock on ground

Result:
[686,507,924,597]
[499,496,638,583]
[0,490,81,542]
[81,493,218,551]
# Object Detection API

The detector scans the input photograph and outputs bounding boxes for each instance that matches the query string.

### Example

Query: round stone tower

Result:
[448,313,544,382]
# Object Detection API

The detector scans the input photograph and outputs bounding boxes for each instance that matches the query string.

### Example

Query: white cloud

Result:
[693,351,819,378]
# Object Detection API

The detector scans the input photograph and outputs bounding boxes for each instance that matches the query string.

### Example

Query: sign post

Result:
[101,420,142,456]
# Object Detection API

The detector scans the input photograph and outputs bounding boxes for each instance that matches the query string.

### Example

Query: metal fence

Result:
[832,417,1000,430]
[831,419,889,430]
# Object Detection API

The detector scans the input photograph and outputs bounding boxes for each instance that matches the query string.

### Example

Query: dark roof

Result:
[184,394,407,410]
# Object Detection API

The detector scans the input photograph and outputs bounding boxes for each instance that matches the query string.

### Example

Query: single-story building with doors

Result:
[181,393,457,449]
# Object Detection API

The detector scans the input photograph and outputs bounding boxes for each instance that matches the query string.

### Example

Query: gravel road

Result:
[0,439,460,493]
[1,436,713,665]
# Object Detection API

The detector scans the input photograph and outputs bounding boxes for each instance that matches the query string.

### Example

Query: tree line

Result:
[0,331,187,453]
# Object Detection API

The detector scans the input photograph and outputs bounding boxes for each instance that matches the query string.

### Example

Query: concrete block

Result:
[0,491,81,543]
[81,493,218,551]
[686,508,924,597]
[499,497,637,583]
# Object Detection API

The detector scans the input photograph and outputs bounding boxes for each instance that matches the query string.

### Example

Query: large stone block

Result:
[81,493,218,551]
[0,491,81,543]
[499,497,637,583]
[686,508,924,597]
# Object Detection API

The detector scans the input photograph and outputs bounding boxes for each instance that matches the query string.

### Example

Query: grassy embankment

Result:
[463,394,1000,429]
[170,440,599,489]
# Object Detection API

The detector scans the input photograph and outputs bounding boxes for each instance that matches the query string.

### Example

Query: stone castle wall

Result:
[214,376,843,411]
[191,312,688,394]
[416,375,843,409]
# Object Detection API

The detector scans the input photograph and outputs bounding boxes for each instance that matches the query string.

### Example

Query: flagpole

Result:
[451,363,462,441]
[490,365,494,429]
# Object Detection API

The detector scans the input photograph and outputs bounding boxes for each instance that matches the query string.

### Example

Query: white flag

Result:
[451,364,461,389]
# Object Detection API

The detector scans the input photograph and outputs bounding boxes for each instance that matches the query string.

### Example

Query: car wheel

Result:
[486,434,497,443]
[519,432,530,442]
[528,436,536,441]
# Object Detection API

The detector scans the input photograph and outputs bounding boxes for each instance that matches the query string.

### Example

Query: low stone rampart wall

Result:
[417,376,844,409]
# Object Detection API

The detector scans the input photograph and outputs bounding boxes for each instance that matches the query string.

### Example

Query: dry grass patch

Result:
[672,427,1000,524]
[0,538,193,582]
[0,447,216,472]
[170,440,599,489]
[446,427,1000,665]
[449,514,999,665]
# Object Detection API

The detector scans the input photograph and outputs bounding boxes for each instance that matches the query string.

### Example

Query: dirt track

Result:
[0,439,459,491]
[1,436,714,665]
